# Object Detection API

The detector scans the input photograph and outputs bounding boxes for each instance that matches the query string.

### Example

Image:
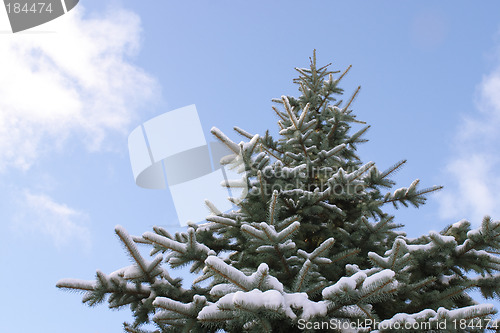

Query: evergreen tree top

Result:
[58,52,500,333]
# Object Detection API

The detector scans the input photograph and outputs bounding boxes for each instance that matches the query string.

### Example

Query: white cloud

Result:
[437,50,500,224]
[13,191,91,249]
[0,5,158,171]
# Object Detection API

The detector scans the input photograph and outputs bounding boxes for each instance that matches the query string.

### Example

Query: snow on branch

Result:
[204,256,283,293]
[323,269,397,305]
[153,295,207,328]
[56,279,96,292]
[142,228,213,271]
[211,127,240,154]
[198,289,328,326]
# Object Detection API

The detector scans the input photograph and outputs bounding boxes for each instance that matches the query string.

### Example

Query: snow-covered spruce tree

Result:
[57,52,500,332]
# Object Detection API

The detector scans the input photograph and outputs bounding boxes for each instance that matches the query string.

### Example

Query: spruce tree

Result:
[57,52,500,332]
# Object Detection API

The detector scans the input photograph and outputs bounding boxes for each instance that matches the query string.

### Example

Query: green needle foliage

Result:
[58,52,500,332]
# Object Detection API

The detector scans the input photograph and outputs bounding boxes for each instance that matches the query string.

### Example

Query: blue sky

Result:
[1,1,500,332]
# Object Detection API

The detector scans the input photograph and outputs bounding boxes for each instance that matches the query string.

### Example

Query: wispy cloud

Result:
[13,191,91,249]
[0,5,158,171]
[437,45,500,224]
